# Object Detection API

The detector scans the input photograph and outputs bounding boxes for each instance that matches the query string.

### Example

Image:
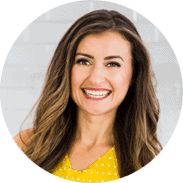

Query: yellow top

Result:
[52,147,120,182]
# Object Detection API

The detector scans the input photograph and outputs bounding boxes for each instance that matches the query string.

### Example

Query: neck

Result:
[74,109,116,148]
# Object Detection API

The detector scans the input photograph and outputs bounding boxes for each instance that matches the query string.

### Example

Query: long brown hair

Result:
[23,9,162,177]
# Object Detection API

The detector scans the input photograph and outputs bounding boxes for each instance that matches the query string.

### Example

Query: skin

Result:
[14,31,133,170]
[70,31,133,170]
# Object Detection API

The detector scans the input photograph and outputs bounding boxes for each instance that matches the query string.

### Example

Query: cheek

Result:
[71,68,77,88]
[71,68,80,101]
[71,67,86,90]
[71,68,79,93]
[114,71,132,94]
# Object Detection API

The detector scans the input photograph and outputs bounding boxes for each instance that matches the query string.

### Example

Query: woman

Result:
[15,9,162,182]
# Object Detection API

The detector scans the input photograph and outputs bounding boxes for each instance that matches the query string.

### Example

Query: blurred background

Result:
[0,0,182,146]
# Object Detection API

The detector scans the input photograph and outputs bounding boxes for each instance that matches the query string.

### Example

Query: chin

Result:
[82,107,115,116]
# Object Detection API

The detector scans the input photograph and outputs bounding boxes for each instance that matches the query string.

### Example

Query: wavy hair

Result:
[23,9,162,177]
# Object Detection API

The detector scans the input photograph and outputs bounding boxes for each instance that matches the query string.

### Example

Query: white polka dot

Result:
[52,150,120,182]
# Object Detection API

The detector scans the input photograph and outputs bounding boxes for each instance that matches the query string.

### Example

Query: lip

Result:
[82,87,112,91]
[81,87,112,101]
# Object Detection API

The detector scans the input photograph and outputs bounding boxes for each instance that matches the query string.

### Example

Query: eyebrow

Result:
[75,53,124,62]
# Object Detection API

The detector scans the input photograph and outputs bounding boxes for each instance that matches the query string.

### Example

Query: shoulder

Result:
[14,128,33,151]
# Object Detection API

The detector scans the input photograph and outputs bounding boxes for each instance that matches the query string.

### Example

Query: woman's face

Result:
[71,31,133,116]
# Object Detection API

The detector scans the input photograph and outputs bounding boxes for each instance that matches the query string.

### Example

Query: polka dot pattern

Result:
[52,147,120,182]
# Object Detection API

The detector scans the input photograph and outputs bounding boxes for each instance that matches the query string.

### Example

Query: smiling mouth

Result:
[81,88,112,99]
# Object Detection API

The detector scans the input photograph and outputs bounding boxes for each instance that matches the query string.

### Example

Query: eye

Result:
[75,58,91,66]
[106,62,121,68]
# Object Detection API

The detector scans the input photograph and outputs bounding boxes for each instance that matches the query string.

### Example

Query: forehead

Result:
[76,31,131,57]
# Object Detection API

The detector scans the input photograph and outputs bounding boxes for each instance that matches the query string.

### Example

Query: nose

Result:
[87,64,106,84]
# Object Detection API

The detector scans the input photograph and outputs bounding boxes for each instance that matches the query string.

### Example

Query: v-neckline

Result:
[67,146,115,171]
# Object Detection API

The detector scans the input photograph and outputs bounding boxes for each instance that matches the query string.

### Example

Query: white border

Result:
[0,0,182,182]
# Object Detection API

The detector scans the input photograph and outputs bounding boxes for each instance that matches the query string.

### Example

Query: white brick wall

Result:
[0,1,182,147]
[16,22,72,44]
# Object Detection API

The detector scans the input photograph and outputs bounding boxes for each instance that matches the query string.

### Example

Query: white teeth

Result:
[83,89,110,98]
